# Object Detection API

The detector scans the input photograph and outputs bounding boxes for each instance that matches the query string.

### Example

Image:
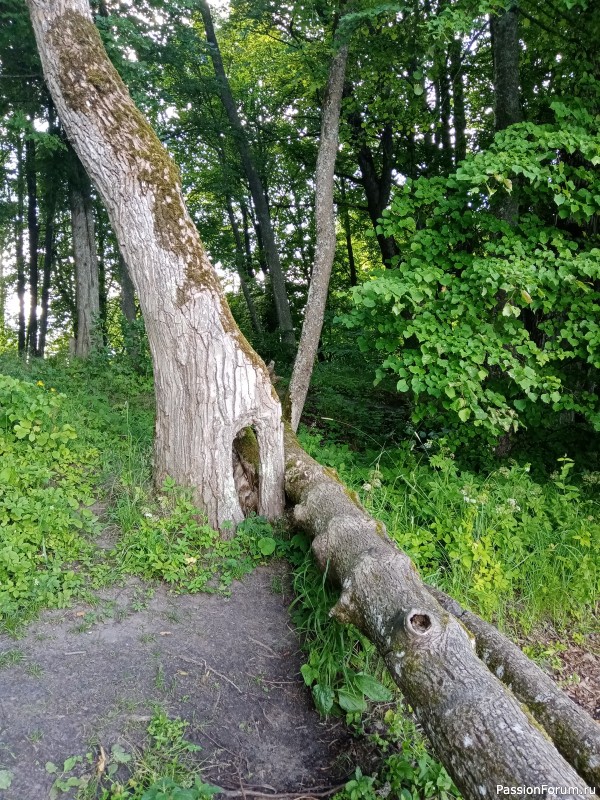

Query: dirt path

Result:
[0,565,352,799]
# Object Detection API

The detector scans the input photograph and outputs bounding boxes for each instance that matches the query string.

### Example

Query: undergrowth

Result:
[37,708,220,799]
[0,354,280,632]
[298,428,600,632]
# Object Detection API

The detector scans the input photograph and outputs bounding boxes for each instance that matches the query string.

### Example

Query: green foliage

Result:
[43,709,220,799]
[0,374,99,620]
[299,429,600,629]
[339,106,600,443]
[111,475,281,593]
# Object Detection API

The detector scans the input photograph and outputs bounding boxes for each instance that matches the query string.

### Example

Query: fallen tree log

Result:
[284,426,594,798]
[429,587,600,789]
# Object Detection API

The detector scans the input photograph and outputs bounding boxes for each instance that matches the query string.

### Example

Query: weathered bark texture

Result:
[27,0,284,530]
[491,2,523,132]
[429,587,600,789]
[288,45,348,433]
[284,426,593,799]
[69,158,100,358]
[198,0,295,351]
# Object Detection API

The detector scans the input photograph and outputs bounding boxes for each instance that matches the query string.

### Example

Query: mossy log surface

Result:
[429,587,600,789]
[284,426,592,799]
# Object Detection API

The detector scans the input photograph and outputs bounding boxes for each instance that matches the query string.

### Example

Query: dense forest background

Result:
[0,0,599,797]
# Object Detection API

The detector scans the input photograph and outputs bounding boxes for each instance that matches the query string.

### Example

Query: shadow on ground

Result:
[0,565,352,799]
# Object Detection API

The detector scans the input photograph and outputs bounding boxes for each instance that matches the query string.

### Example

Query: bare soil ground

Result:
[0,565,353,800]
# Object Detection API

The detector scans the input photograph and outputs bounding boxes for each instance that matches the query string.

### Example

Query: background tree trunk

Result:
[491,0,522,224]
[198,0,295,352]
[26,0,284,531]
[288,44,348,432]
[69,157,100,358]
[25,136,39,356]
[15,136,26,355]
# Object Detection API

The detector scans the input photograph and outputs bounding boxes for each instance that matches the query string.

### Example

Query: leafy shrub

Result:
[0,375,99,619]
[339,104,600,444]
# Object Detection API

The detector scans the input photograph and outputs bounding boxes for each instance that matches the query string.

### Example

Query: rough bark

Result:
[27,0,284,530]
[288,45,348,433]
[429,587,600,789]
[198,1,295,351]
[283,426,592,798]
[69,157,100,358]
[25,136,39,356]
[118,251,136,325]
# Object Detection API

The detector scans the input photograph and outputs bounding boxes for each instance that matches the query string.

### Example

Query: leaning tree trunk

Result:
[27,0,284,530]
[69,153,100,357]
[288,44,348,432]
[284,427,594,798]
[15,135,26,355]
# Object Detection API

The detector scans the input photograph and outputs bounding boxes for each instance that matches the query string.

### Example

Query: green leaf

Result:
[337,688,367,713]
[458,408,471,422]
[0,770,13,790]
[257,537,276,556]
[300,663,315,686]
[111,744,132,764]
[397,379,409,392]
[45,762,59,774]
[353,673,393,702]
[312,684,334,715]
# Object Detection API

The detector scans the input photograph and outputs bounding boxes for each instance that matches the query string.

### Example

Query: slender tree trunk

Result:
[288,45,348,432]
[25,137,39,356]
[348,108,399,267]
[340,179,357,287]
[15,137,26,355]
[225,196,263,337]
[449,39,467,165]
[438,50,453,172]
[118,252,136,325]
[491,0,522,224]
[198,1,295,351]
[69,158,100,357]
[37,185,57,358]
[97,212,108,346]
[27,0,284,530]
[239,198,255,278]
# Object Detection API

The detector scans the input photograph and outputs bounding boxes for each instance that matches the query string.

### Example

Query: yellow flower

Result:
[37,380,44,387]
